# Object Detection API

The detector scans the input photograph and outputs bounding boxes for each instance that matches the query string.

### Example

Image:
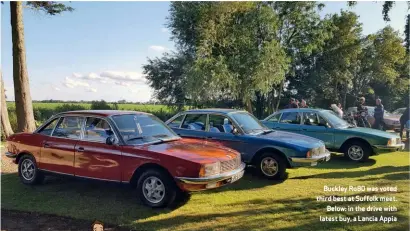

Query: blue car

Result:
[261,108,404,162]
[165,109,331,180]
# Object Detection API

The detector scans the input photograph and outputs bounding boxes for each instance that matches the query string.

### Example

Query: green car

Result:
[261,108,404,162]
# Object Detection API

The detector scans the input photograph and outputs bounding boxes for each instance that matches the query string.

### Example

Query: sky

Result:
[1,1,408,102]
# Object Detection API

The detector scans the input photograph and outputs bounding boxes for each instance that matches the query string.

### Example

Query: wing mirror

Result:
[232,127,239,135]
[106,136,116,145]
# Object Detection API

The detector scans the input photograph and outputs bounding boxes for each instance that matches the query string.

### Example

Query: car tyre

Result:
[18,154,44,185]
[256,153,286,180]
[137,169,178,208]
[343,141,370,162]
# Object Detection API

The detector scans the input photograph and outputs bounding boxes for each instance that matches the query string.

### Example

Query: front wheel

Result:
[343,141,370,162]
[256,153,286,180]
[136,169,178,208]
[18,154,44,185]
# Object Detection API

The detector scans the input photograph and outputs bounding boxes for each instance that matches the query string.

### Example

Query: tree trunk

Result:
[275,80,285,111]
[1,72,14,138]
[245,98,253,114]
[10,2,36,132]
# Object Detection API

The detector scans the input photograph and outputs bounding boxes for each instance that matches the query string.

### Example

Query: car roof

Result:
[184,108,245,114]
[56,110,151,117]
[276,108,327,113]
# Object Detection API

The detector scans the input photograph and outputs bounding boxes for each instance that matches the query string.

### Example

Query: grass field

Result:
[6,102,172,112]
[1,149,409,231]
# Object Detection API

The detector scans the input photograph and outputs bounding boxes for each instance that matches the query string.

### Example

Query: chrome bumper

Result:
[291,151,331,164]
[373,144,405,150]
[176,162,246,184]
[5,151,17,159]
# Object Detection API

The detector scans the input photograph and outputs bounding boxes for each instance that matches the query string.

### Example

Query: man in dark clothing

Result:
[356,97,370,127]
[400,105,410,140]
[373,98,384,130]
[286,98,299,109]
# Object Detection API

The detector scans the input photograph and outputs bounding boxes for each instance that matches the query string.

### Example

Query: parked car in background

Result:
[347,106,401,131]
[166,109,331,180]
[262,108,404,162]
[5,110,245,208]
[392,108,405,115]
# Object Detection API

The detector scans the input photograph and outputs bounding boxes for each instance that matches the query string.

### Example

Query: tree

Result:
[10,1,73,132]
[143,52,191,111]
[1,71,14,138]
[308,11,363,108]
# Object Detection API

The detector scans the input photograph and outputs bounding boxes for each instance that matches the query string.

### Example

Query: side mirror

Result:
[232,127,239,135]
[106,136,115,145]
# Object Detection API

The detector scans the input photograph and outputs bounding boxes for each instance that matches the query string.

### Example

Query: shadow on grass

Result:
[1,173,188,225]
[133,193,409,231]
[291,165,409,180]
[315,154,377,170]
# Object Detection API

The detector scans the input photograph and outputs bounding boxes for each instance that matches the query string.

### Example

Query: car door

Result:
[171,113,208,142]
[261,113,282,130]
[74,116,122,181]
[299,112,334,147]
[276,111,302,133]
[40,116,83,175]
[205,113,246,153]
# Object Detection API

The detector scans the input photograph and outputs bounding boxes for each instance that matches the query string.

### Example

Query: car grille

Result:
[220,155,241,173]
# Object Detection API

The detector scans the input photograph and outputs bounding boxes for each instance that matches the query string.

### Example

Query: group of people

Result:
[283,96,410,140]
[285,98,308,109]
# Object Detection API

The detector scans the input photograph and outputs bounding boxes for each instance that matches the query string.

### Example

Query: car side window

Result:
[279,112,301,124]
[318,115,328,126]
[84,117,114,143]
[267,113,281,122]
[38,118,60,136]
[303,112,319,126]
[168,114,185,128]
[52,116,84,139]
[181,114,207,131]
[208,114,234,133]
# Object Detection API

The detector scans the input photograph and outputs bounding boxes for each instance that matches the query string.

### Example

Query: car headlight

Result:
[199,162,221,177]
[387,138,396,146]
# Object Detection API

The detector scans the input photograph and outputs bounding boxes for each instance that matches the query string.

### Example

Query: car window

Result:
[181,114,207,131]
[318,115,328,126]
[267,113,281,122]
[208,114,234,133]
[84,117,114,143]
[38,118,60,136]
[52,116,84,139]
[279,112,301,124]
[303,112,319,126]
[168,114,185,128]
[112,114,179,144]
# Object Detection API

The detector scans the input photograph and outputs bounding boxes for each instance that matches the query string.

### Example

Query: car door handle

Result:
[43,142,50,148]
[207,136,214,139]
[76,147,85,152]
[302,129,307,131]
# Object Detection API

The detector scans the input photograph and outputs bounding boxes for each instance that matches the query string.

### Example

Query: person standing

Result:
[356,97,370,127]
[286,98,299,109]
[400,103,410,140]
[300,99,308,108]
[373,98,384,130]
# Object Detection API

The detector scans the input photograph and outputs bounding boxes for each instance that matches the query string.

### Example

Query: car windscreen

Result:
[111,114,179,144]
[320,110,350,128]
[230,111,268,134]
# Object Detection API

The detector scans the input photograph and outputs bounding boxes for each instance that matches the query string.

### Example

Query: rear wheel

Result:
[256,153,286,180]
[343,141,370,162]
[136,169,178,208]
[18,154,44,185]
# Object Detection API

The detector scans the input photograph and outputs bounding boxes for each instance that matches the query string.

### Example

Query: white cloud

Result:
[72,72,105,81]
[53,86,61,91]
[161,28,169,33]
[115,81,132,87]
[149,45,168,52]
[100,71,145,83]
[86,87,97,93]
[63,77,90,88]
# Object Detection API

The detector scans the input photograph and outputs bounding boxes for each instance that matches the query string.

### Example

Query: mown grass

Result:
[1,151,409,231]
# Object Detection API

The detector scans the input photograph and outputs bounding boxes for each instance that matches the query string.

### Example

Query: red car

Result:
[5,110,245,208]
